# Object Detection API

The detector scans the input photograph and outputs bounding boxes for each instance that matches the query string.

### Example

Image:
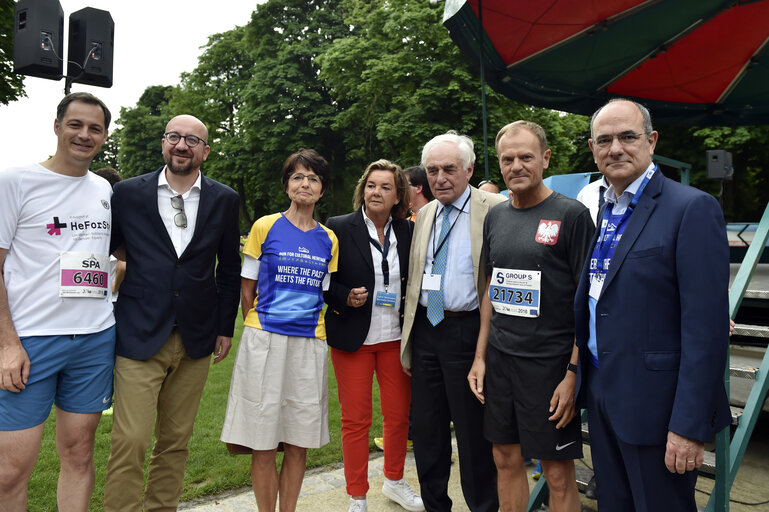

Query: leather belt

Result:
[418,305,479,318]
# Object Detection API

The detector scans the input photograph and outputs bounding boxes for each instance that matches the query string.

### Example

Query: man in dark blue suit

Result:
[574,99,731,511]
[103,114,241,511]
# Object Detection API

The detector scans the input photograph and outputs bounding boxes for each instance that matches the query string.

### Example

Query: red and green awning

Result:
[443,0,769,125]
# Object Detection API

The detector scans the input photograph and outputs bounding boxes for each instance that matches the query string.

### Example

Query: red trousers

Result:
[331,340,411,496]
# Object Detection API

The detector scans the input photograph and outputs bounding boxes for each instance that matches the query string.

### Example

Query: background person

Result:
[401,132,505,512]
[0,92,113,511]
[477,180,501,194]
[325,160,422,512]
[575,99,730,510]
[221,149,338,512]
[404,165,433,221]
[104,115,241,511]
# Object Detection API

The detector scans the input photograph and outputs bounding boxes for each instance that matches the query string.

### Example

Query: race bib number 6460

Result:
[59,251,109,298]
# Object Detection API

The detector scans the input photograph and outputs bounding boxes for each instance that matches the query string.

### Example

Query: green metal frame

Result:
[653,155,691,186]
[706,201,769,512]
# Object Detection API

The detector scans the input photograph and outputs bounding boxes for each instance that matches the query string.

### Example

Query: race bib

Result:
[59,251,109,298]
[489,267,541,318]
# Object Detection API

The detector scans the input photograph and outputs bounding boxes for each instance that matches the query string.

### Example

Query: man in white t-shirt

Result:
[0,92,114,511]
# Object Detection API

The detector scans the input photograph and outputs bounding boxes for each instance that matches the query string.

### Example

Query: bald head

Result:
[162,114,210,176]
[165,115,208,142]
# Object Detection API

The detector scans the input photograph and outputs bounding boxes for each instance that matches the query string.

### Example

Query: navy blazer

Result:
[324,209,413,352]
[110,167,241,360]
[574,170,731,445]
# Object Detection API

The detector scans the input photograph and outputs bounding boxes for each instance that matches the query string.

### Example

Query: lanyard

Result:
[431,193,471,262]
[368,223,393,291]
[593,166,656,273]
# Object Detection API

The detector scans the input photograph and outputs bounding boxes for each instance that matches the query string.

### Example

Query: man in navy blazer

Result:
[103,115,240,511]
[574,99,730,511]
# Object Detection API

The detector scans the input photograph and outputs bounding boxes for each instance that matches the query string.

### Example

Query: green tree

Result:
[116,85,173,177]
[1,0,26,104]
[317,0,588,192]
[238,0,351,222]
[168,26,257,227]
[92,128,120,171]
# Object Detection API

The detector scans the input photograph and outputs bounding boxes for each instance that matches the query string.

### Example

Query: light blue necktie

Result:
[426,205,453,326]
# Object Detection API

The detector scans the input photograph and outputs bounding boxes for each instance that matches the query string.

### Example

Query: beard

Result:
[165,151,197,176]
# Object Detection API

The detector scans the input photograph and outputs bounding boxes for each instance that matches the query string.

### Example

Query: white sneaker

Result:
[348,498,367,512]
[382,478,424,512]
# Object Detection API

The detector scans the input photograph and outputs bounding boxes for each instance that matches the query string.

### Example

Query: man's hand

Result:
[468,358,486,404]
[665,430,704,474]
[213,336,232,364]
[548,373,576,428]
[402,365,411,377]
[0,339,30,392]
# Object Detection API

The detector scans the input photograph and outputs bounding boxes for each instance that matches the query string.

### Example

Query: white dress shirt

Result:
[419,186,477,311]
[362,208,402,345]
[157,167,201,257]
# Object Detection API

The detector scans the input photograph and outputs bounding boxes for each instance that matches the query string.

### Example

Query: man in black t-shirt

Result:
[468,120,593,512]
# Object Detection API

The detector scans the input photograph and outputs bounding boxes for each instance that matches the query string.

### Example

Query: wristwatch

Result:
[567,363,578,374]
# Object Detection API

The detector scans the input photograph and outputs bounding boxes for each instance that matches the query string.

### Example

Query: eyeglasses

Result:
[290,173,322,185]
[170,195,187,228]
[164,132,207,148]
[591,132,648,149]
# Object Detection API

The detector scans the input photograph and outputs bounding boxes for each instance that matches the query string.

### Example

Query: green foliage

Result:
[168,27,257,228]
[116,86,174,178]
[0,0,26,105]
[91,130,121,172]
[655,124,769,222]
[238,0,352,222]
[114,0,768,225]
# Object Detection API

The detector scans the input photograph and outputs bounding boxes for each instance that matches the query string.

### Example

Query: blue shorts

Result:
[0,325,115,431]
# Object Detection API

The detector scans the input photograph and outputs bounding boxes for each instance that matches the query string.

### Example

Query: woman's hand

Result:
[346,287,368,308]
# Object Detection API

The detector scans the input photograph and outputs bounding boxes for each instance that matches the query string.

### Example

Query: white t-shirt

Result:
[0,164,115,336]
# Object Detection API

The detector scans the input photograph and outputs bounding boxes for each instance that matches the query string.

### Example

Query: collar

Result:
[438,185,471,216]
[158,166,202,196]
[604,162,654,204]
[361,206,392,232]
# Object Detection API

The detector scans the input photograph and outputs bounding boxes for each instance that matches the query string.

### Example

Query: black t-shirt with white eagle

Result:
[483,192,594,357]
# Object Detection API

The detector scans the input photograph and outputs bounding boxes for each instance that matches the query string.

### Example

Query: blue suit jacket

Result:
[110,167,241,360]
[574,170,731,445]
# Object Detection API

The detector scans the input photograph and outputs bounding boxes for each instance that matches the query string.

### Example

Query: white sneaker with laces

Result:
[382,478,424,512]
[348,498,367,512]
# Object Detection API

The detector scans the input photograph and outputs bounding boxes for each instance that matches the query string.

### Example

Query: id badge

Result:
[588,273,604,300]
[488,267,541,318]
[59,251,109,298]
[422,273,441,291]
[375,291,397,308]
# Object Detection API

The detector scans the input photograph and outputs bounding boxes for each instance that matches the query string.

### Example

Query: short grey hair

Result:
[421,131,475,170]
[590,98,653,138]
[495,120,548,153]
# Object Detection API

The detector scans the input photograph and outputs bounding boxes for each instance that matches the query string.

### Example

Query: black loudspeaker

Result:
[706,150,734,180]
[13,0,64,80]
[67,7,114,87]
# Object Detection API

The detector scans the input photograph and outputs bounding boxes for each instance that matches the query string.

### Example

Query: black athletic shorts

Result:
[483,343,582,460]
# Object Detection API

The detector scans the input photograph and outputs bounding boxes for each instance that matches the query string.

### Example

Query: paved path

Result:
[178,450,428,512]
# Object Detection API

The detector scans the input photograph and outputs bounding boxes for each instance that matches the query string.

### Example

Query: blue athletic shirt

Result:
[243,213,338,339]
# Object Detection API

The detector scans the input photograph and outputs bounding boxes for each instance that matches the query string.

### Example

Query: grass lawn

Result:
[27,312,384,511]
